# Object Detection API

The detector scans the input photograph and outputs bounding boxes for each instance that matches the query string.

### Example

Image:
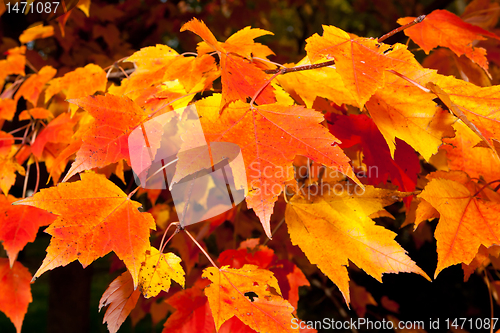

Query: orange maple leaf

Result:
[62,94,150,182]
[0,195,57,267]
[19,25,54,44]
[0,259,32,333]
[419,172,500,278]
[441,120,500,182]
[203,264,295,332]
[182,94,356,238]
[30,112,77,159]
[0,155,25,195]
[0,131,14,155]
[181,18,276,107]
[430,75,500,153]
[45,64,107,115]
[305,27,419,108]
[14,65,56,106]
[0,47,25,91]
[18,107,52,121]
[14,172,156,287]
[398,10,500,73]
[0,98,17,121]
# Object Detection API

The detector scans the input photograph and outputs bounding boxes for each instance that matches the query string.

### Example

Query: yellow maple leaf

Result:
[285,184,430,304]
[138,247,185,298]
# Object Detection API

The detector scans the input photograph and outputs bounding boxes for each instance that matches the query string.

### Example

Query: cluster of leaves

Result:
[1,0,500,332]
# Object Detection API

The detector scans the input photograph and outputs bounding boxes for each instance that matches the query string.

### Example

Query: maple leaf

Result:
[162,283,215,333]
[462,245,500,282]
[428,75,500,154]
[18,107,52,121]
[398,10,500,73]
[328,113,420,196]
[0,195,57,267]
[285,184,430,303]
[163,54,219,93]
[422,48,491,87]
[365,68,455,160]
[0,131,14,155]
[137,246,185,298]
[203,264,296,332]
[0,156,25,195]
[19,25,54,44]
[305,28,420,108]
[126,44,179,72]
[0,47,25,91]
[0,98,17,121]
[14,66,57,106]
[99,270,141,333]
[218,240,309,312]
[276,56,357,108]
[349,280,377,318]
[62,94,150,182]
[14,173,156,287]
[0,259,32,333]
[30,112,77,158]
[184,94,356,238]
[441,120,500,182]
[181,18,275,107]
[45,64,107,115]
[419,172,500,278]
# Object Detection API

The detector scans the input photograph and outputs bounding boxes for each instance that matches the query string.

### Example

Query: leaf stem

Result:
[249,70,282,108]
[127,157,178,199]
[473,180,500,197]
[378,15,426,43]
[34,157,40,195]
[387,69,430,92]
[262,217,285,246]
[183,228,219,269]
[22,162,30,199]
[159,222,180,254]
[263,60,336,75]
[483,269,495,333]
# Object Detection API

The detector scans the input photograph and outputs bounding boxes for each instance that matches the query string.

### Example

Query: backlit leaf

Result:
[99,270,141,333]
[137,247,185,298]
[0,195,57,267]
[285,184,430,303]
[398,10,500,72]
[419,172,500,278]
[203,264,295,332]
[0,259,32,333]
[14,172,156,287]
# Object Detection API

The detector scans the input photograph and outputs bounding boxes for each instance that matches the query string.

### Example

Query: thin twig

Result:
[127,157,179,199]
[180,52,198,57]
[263,217,285,246]
[484,269,495,333]
[378,15,426,43]
[159,222,180,254]
[264,60,336,74]
[22,162,30,199]
[34,157,40,195]
[252,57,284,68]
[184,228,219,269]
[387,69,431,92]
[250,70,282,108]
